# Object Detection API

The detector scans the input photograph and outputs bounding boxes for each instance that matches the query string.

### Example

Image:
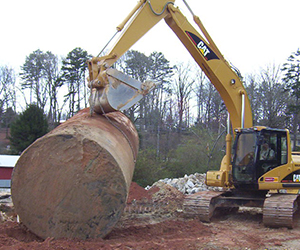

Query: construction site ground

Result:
[1,182,300,250]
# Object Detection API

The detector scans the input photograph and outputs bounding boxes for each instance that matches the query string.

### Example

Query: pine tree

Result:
[10,104,48,154]
[282,49,300,149]
[61,47,91,117]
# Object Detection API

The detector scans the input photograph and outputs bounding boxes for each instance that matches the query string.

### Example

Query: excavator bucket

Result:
[90,68,155,114]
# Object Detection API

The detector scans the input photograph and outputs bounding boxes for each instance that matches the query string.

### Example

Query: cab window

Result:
[281,135,287,164]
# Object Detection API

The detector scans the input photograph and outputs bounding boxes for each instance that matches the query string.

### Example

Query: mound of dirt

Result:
[125,182,185,217]
[127,182,153,203]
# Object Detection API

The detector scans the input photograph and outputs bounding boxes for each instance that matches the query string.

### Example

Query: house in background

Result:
[0,155,19,188]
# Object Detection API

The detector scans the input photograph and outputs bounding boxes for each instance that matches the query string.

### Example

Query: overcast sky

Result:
[1,0,299,75]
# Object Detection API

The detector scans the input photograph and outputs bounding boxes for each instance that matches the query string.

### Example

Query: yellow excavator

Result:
[87,0,300,228]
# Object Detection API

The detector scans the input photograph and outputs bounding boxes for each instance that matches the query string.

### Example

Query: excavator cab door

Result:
[232,131,258,189]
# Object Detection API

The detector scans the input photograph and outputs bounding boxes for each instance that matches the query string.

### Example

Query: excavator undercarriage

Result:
[183,190,300,228]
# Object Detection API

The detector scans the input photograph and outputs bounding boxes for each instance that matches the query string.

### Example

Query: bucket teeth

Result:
[89,68,155,114]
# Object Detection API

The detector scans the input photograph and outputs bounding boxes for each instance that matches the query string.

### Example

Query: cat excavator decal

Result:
[185,31,219,61]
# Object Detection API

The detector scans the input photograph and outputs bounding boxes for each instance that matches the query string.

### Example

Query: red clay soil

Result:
[1,182,300,249]
[126,182,153,203]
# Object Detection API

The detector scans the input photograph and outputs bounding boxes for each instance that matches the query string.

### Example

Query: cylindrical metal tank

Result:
[11,108,138,239]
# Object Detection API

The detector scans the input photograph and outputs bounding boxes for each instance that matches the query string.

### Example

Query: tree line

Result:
[0,47,299,186]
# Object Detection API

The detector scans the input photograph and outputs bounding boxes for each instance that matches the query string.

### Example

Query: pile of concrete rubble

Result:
[146,173,223,195]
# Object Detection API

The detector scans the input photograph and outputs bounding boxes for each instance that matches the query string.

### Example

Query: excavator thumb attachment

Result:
[89,68,155,114]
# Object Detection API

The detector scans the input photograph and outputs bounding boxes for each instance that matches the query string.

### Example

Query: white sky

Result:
[0,0,299,76]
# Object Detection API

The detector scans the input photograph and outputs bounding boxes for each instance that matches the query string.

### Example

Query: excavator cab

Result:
[232,127,288,190]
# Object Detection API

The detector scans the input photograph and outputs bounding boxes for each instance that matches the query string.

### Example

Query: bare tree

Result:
[0,65,16,117]
[194,70,208,125]
[43,52,62,127]
[172,63,194,133]
[20,50,63,127]
[244,74,261,125]
[257,64,287,128]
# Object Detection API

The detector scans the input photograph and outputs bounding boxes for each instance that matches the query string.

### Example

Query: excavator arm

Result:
[88,0,252,130]
[87,0,174,114]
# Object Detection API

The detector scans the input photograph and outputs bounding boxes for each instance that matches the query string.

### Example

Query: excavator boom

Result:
[87,0,252,131]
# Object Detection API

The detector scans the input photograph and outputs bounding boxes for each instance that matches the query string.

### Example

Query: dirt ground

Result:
[1,183,300,250]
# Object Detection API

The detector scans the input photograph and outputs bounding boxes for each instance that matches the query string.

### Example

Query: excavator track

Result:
[263,194,300,228]
[183,191,223,222]
[183,190,300,228]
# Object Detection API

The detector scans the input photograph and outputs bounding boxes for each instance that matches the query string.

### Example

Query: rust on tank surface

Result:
[57,109,139,163]
[11,108,139,240]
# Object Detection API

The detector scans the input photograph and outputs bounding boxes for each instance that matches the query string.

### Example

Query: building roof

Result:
[0,155,19,168]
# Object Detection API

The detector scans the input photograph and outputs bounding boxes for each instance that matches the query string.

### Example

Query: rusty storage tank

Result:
[11,108,138,239]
